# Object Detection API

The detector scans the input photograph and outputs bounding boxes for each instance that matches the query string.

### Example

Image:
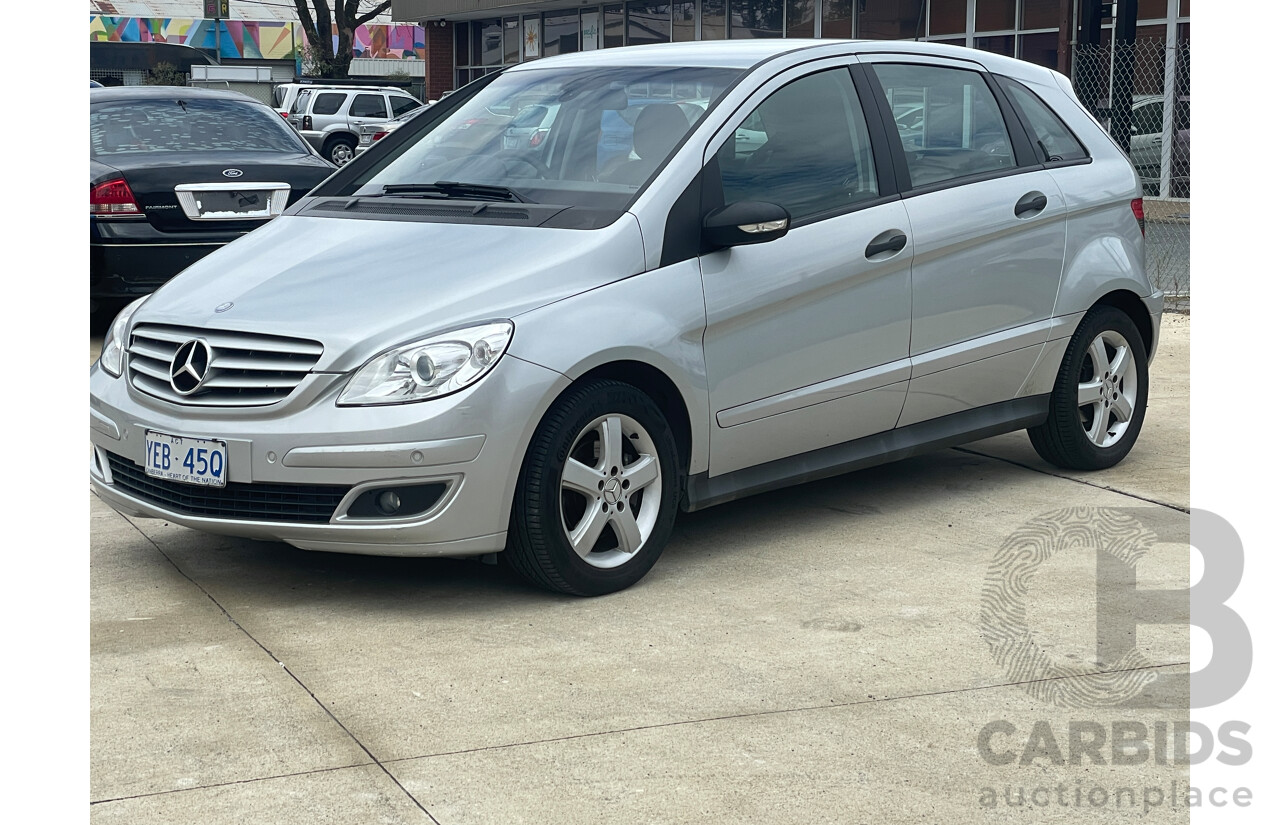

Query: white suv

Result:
[288,86,422,165]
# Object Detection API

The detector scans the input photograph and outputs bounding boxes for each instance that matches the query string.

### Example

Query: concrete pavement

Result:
[91,313,1191,823]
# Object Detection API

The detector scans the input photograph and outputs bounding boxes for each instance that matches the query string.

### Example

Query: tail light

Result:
[529,129,548,148]
[1130,198,1145,236]
[91,178,141,216]
[373,130,389,142]
[279,110,290,119]
[303,115,313,130]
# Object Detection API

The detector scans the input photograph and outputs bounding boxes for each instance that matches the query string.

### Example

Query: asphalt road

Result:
[91,315,1191,823]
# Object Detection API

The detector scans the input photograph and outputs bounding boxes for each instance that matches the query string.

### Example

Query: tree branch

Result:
[355,1,393,26]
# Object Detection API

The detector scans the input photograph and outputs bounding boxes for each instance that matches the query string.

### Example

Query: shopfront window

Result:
[1021,0,1058,29]
[787,0,816,37]
[929,0,966,35]
[544,11,581,56]
[822,0,852,38]
[731,0,782,38]
[628,3,672,46]
[975,0,1015,31]
[605,4,626,47]
[702,0,727,39]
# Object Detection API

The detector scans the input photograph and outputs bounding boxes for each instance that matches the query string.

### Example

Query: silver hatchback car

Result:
[90,41,1161,595]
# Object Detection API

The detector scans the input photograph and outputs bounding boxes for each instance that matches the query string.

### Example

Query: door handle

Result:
[865,230,908,260]
[1014,191,1048,218]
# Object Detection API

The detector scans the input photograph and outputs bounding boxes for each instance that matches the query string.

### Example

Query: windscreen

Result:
[91,98,309,157]
[344,65,743,209]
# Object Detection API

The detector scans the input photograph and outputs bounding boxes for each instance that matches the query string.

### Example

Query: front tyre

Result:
[1028,306,1149,470]
[507,380,680,596]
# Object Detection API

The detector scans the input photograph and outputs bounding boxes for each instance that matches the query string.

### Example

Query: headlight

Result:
[338,321,514,406]
[99,297,147,377]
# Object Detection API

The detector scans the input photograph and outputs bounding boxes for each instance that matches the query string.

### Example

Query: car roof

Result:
[505,39,1057,79]
[90,86,263,104]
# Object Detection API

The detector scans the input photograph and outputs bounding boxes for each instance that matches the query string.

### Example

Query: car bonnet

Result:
[133,212,647,373]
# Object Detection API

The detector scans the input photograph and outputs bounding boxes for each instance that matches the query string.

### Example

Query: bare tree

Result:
[293,1,393,78]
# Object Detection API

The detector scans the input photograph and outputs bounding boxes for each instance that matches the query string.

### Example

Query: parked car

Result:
[90,86,335,312]
[90,79,104,88]
[356,103,431,156]
[91,41,1161,597]
[1128,94,1190,198]
[288,86,423,165]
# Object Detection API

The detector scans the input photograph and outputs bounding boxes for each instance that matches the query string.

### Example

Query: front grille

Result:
[128,323,323,407]
[105,452,349,524]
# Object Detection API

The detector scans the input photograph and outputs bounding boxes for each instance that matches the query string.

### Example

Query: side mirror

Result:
[702,201,790,249]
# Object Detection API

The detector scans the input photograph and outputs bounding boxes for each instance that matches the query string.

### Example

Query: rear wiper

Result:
[378,181,531,203]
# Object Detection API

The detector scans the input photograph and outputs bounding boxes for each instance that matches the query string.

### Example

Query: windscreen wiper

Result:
[378,181,531,203]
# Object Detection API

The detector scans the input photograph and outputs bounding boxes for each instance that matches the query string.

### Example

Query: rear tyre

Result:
[1028,306,1149,471]
[326,136,357,166]
[506,380,680,596]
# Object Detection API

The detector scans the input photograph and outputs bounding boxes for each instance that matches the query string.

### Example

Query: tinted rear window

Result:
[90,97,308,156]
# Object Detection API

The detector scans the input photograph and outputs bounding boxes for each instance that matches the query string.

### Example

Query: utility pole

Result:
[1111,0,1139,153]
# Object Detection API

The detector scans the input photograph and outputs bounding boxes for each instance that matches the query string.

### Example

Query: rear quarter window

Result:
[997,77,1088,163]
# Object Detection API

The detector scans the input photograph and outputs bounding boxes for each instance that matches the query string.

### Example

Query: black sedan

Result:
[91,86,335,313]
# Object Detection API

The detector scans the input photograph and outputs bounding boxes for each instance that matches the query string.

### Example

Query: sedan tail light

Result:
[1131,198,1145,236]
[91,178,141,216]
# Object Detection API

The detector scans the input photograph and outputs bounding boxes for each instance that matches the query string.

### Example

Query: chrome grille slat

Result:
[127,323,323,407]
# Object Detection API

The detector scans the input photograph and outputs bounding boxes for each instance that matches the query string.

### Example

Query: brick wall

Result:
[424,22,454,101]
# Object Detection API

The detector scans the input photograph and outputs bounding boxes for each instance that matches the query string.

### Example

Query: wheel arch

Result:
[565,360,694,480]
[1092,289,1154,359]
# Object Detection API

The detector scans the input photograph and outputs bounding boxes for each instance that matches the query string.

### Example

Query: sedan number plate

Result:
[144,431,227,487]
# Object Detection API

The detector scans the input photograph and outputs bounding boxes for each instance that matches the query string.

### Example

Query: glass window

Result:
[787,0,816,37]
[976,34,1015,56]
[628,3,672,46]
[479,19,503,65]
[702,0,727,40]
[975,0,1015,31]
[872,63,1015,188]
[291,89,313,114]
[716,68,879,221]
[455,21,470,67]
[821,0,851,39]
[349,65,743,210]
[504,18,521,64]
[997,77,1087,162]
[929,0,966,35]
[1020,0,1058,29]
[1130,99,1163,136]
[731,0,782,38]
[859,0,920,39]
[1138,0,1167,18]
[605,5,626,48]
[673,2,696,41]
[91,98,308,156]
[351,94,389,119]
[312,93,345,115]
[544,12,580,56]
[1018,31,1057,69]
[391,96,421,116]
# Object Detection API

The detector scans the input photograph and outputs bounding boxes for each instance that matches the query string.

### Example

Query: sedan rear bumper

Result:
[91,219,248,299]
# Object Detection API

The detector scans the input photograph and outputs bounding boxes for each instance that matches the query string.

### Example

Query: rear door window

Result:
[390,96,420,117]
[870,63,1015,188]
[351,94,389,119]
[312,93,346,116]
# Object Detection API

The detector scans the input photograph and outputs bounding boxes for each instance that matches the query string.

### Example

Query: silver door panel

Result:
[711,381,909,475]
[898,344,1045,427]
[717,357,911,427]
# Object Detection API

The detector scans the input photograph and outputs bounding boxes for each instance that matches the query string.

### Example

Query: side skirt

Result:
[681,395,1050,512]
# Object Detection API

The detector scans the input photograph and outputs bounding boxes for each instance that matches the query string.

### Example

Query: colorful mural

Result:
[90,17,425,62]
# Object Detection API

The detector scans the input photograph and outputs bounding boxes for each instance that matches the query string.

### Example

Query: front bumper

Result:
[90,352,569,557]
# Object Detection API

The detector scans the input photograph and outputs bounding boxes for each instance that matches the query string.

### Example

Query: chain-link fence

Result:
[1073,38,1190,309]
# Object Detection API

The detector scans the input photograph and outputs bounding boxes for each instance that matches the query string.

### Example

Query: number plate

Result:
[144,431,228,487]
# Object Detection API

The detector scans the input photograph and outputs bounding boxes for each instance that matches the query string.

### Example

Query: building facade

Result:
[391,0,1188,99]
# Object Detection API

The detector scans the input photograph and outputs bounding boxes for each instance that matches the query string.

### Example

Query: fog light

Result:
[375,490,401,515]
